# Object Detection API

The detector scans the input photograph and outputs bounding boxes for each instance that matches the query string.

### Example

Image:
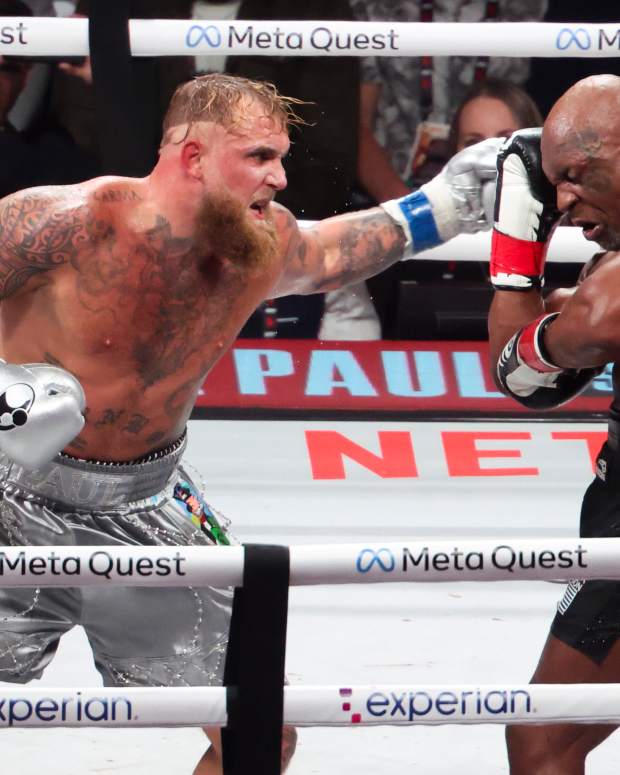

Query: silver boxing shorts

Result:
[0,434,234,687]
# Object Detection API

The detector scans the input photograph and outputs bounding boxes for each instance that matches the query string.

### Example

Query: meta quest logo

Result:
[355,545,589,575]
[555,27,620,52]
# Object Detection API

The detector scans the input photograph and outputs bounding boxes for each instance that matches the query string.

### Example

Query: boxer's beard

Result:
[194,192,278,272]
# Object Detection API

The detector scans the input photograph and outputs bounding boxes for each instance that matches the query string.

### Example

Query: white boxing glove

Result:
[0,361,86,469]
[381,137,502,255]
[490,128,560,290]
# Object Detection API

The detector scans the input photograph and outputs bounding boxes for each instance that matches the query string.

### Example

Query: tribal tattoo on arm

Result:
[274,207,407,295]
[0,189,91,298]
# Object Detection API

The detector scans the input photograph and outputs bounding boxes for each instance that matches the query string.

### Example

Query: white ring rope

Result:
[0,18,619,58]
[0,539,618,587]
[299,224,601,264]
[3,683,620,727]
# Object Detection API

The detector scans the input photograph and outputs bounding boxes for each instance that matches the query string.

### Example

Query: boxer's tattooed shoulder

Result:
[0,188,93,298]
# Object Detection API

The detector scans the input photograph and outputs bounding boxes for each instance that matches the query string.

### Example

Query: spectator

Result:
[46,0,193,180]
[353,0,547,203]
[0,0,37,196]
[375,77,546,338]
[447,77,543,155]
[352,1,547,338]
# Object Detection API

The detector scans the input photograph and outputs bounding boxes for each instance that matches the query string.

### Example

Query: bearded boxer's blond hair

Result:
[161,73,306,146]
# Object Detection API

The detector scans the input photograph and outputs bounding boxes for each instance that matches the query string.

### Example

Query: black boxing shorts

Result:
[551,440,620,664]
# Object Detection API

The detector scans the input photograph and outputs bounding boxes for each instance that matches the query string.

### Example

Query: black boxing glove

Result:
[490,128,560,291]
[497,313,602,409]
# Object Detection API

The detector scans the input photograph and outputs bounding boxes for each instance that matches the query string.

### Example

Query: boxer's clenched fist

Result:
[381,137,502,255]
[490,128,560,290]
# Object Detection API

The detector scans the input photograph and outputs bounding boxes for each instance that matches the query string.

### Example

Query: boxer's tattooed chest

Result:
[71,213,240,388]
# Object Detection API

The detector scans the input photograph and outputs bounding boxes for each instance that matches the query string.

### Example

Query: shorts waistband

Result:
[0,434,187,510]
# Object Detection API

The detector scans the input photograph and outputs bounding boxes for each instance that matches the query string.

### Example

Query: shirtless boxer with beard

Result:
[0,72,500,773]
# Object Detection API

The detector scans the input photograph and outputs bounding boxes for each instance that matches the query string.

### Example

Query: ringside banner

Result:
[286,684,620,726]
[2,19,620,58]
[4,684,620,728]
[193,339,613,415]
[0,687,226,727]
[4,538,620,586]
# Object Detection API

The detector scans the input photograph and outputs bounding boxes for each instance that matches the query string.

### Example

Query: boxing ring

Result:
[3,10,620,775]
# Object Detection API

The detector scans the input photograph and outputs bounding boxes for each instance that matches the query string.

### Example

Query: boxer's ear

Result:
[180,140,204,181]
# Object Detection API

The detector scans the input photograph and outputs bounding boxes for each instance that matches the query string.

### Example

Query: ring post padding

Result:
[222,544,290,775]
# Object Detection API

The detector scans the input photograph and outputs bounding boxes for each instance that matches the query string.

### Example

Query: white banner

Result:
[291,538,613,584]
[2,537,620,586]
[0,545,244,588]
[1,18,620,58]
[4,683,620,727]
[286,684,620,726]
[0,686,226,728]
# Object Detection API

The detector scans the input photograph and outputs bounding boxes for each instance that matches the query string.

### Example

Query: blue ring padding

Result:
[397,190,441,251]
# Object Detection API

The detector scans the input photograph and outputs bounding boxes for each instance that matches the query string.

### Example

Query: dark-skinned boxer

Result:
[488,74,620,774]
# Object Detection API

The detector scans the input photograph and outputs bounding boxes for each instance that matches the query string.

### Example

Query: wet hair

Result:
[161,72,307,145]
[447,78,544,156]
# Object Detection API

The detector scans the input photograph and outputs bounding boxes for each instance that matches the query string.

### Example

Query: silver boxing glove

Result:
[381,137,503,256]
[420,136,504,241]
[0,361,86,469]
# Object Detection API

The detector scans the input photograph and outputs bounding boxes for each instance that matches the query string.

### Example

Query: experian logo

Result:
[0,692,133,726]
[366,687,532,721]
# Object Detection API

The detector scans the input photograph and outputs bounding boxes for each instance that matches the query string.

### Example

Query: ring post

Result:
[223,544,290,775]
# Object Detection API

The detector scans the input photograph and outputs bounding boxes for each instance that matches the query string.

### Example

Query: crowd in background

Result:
[1,0,617,340]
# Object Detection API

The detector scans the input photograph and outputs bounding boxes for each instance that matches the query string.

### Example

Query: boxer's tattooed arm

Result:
[0,189,92,298]
[275,208,406,294]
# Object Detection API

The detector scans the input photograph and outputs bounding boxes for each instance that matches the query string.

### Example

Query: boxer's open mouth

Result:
[582,223,603,241]
[249,199,269,219]
[572,218,603,242]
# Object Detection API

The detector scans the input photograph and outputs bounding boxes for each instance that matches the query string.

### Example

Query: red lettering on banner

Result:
[551,431,607,472]
[442,432,539,477]
[305,431,418,480]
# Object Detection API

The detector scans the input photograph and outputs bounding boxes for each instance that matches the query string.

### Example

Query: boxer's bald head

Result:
[543,74,620,157]
[542,75,620,250]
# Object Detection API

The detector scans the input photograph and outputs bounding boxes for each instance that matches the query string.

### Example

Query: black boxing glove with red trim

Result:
[490,128,560,291]
[497,313,602,409]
